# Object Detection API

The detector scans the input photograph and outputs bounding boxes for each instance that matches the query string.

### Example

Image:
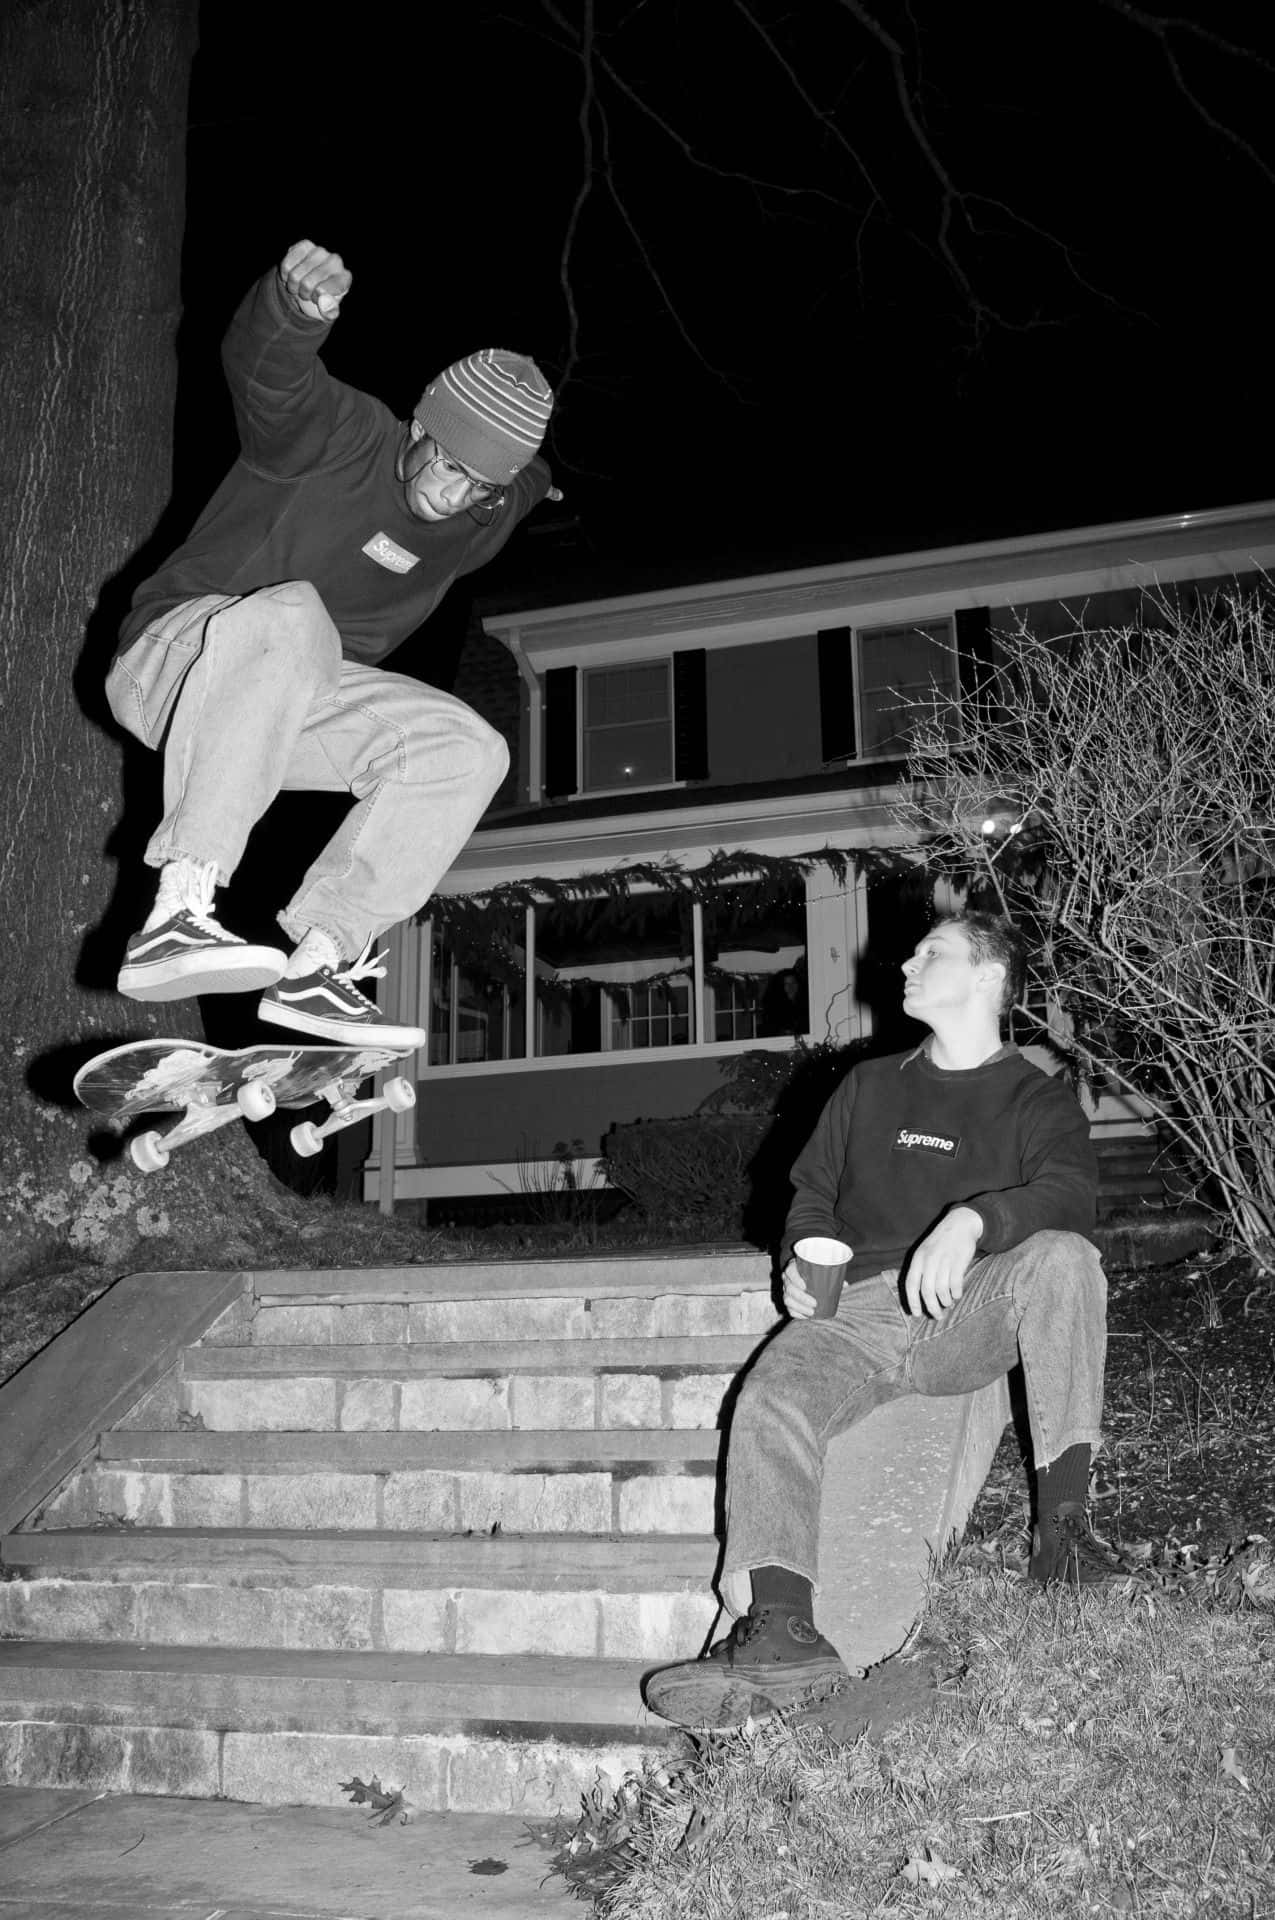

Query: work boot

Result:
[644,1603,847,1729]
[1030,1501,1126,1586]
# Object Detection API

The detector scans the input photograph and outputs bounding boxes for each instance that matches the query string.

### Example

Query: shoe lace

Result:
[178,860,224,935]
[729,1605,777,1652]
[330,939,389,998]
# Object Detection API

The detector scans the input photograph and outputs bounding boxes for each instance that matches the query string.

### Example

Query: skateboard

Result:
[74,1038,418,1174]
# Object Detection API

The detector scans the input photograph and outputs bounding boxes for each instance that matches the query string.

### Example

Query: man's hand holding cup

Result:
[782,1236,853,1320]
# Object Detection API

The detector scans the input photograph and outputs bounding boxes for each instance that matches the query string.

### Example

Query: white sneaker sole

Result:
[257,997,426,1051]
[118,947,286,1002]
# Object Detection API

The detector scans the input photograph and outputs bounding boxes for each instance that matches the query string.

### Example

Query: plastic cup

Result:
[792,1236,853,1318]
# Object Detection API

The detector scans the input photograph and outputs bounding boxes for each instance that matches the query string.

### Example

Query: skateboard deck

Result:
[74,1038,417,1173]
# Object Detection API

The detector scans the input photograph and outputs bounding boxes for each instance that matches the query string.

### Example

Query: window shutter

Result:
[955,606,994,712]
[543,666,578,798]
[673,649,709,782]
[817,626,855,761]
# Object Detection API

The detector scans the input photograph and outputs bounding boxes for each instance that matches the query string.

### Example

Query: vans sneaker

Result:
[118,863,286,1001]
[643,1603,847,1729]
[258,941,426,1050]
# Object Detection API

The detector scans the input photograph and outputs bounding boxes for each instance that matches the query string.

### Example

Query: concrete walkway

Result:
[0,1788,577,1917]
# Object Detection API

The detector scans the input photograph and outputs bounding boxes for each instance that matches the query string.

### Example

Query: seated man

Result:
[646,910,1119,1730]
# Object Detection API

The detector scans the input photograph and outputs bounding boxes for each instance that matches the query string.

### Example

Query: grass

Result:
[541,1244,1275,1917]
[550,1565,1274,1917]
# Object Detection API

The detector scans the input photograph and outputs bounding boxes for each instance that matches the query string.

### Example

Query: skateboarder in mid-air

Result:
[106,239,556,1049]
[645,912,1121,1730]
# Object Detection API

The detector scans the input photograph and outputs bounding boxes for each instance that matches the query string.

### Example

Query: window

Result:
[534,892,691,1055]
[429,930,526,1066]
[427,880,810,1065]
[706,885,808,1040]
[712,972,763,1042]
[581,662,673,792]
[608,979,691,1050]
[857,619,958,758]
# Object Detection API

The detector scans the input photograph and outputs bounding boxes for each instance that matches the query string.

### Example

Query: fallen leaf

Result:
[679,1805,727,1854]
[339,1772,383,1806]
[902,1849,962,1887]
[339,1774,415,1825]
[1220,1748,1251,1792]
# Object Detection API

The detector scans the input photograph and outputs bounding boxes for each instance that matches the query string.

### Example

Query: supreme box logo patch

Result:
[892,1125,960,1158]
[362,532,419,573]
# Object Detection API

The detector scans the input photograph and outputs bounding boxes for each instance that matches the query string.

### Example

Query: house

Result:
[364,499,1275,1209]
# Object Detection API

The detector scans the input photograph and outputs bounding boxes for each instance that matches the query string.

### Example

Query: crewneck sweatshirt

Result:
[119,269,550,665]
[783,1042,1097,1281]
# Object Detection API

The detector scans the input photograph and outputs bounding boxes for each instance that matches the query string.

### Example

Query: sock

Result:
[751,1565,815,1616]
[1029,1444,1091,1579]
[286,927,343,979]
[143,857,207,931]
[1035,1444,1091,1521]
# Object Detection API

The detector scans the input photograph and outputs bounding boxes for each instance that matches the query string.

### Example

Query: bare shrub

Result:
[896,585,1275,1266]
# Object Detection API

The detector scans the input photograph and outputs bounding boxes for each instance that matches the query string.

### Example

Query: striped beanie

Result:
[414,349,554,485]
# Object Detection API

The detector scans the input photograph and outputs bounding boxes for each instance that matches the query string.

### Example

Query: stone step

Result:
[2,1527,717,1583]
[93,1428,722,1470]
[246,1288,778,1348]
[34,1446,719,1535]
[185,1334,760,1375]
[249,1252,764,1303]
[0,1529,720,1659]
[0,1640,669,1815]
[179,1339,753,1434]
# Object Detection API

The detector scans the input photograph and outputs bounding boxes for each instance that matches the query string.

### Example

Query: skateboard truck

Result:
[131,1078,278,1173]
[289,1074,415,1158]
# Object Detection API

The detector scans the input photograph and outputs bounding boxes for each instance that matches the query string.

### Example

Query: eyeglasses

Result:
[420,438,506,507]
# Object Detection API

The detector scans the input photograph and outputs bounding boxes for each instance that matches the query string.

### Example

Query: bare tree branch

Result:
[556,0,594,394]
[894,589,1275,1264]
[1092,0,1275,190]
[834,0,1126,335]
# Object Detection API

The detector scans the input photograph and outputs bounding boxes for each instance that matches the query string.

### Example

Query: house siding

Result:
[706,637,822,785]
[414,1057,729,1168]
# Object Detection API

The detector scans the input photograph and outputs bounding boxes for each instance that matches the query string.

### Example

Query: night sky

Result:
[181,1,1275,611]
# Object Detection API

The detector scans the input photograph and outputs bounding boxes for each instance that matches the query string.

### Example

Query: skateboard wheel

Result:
[384,1076,416,1113]
[290,1121,324,1158]
[130,1130,170,1174]
[237,1080,277,1122]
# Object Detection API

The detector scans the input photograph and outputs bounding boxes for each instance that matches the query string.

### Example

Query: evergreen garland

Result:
[417,845,915,994]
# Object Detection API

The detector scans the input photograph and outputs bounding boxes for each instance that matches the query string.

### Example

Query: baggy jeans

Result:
[105,584,510,959]
[720,1229,1106,1613]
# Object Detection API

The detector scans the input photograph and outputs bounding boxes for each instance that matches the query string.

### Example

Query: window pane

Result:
[534,892,691,1056]
[712,973,763,1042]
[430,931,525,1064]
[858,621,956,756]
[705,884,808,1040]
[584,719,672,790]
[584,663,669,725]
[582,662,673,791]
[609,979,691,1050]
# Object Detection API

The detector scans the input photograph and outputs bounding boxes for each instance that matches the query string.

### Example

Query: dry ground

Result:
[970,1246,1275,1564]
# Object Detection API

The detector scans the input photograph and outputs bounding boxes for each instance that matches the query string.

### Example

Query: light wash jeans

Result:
[105,583,510,958]
[722,1229,1106,1607]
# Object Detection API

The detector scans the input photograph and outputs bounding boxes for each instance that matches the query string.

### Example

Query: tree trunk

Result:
[0,0,301,1287]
